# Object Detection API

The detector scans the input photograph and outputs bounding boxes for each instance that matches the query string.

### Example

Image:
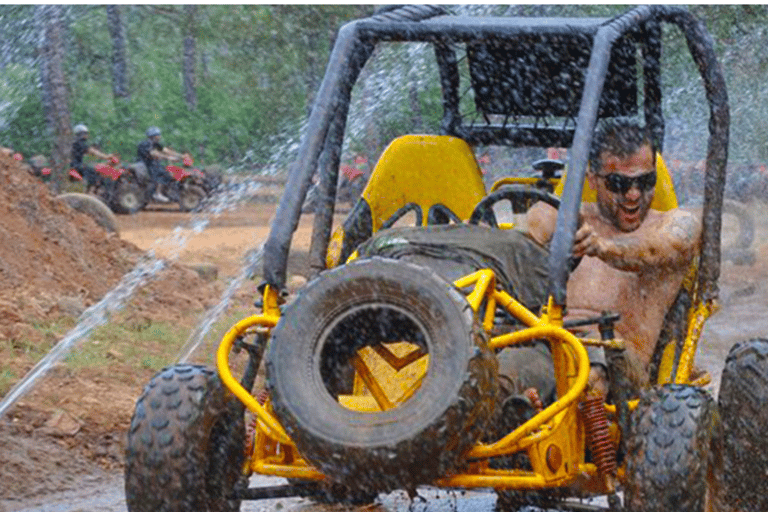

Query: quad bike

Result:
[71,155,218,214]
[9,151,53,182]
[125,6,767,512]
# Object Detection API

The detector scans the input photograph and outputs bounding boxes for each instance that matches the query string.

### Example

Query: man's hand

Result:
[573,222,605,259]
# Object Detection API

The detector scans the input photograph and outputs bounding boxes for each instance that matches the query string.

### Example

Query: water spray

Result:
[176,244,265,363]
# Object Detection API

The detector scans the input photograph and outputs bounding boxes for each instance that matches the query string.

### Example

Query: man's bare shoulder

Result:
[658,207,702,249]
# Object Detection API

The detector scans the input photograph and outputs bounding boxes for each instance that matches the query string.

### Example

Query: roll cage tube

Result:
[262,5,447,290]
[262,6,727,299]
[548,5,728,305]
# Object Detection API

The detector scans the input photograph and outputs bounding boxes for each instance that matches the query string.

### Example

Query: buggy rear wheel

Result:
[624,384,717,512]
[717,338,768,512]
[124,364,245,512]
[266,257,497,494]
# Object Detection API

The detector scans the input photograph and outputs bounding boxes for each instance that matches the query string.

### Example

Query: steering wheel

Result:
[468,184,561,228]
[468,184,582,271]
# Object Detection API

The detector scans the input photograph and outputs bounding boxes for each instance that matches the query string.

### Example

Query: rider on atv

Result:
[137,126,187,203]
[71,124,116,193]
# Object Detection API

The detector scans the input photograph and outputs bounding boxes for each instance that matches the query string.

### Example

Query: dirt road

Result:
[3,199,768,512]
[116,202,314,277]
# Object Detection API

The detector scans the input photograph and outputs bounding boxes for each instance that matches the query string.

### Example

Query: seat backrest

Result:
[326,134,487,267]
[363,134,487,230]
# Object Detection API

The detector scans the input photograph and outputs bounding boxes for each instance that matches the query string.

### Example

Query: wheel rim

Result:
[181,188,203,210]
[120,191,140,210]
[318,303,429,413]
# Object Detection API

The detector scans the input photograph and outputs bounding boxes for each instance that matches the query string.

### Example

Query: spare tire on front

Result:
[266,257,497,494]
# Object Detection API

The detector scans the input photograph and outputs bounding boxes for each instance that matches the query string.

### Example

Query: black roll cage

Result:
[262,5,728,306]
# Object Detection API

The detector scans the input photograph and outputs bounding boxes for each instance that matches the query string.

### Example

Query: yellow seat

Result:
[326,134,487,267]
[363,134,487,230]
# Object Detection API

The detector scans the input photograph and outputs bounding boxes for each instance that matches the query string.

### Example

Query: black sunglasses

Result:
[598,170,657,195]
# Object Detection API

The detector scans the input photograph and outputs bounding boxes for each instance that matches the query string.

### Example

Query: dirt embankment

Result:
[0,155,229,502]
[0,156,225,341]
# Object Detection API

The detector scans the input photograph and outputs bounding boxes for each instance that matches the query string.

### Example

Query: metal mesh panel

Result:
[467,32,638,119]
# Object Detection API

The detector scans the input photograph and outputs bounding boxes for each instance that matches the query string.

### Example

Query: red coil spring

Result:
[580,393,617,476]
[244,389,271,456]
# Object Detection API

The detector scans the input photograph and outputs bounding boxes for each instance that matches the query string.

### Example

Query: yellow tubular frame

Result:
[217,274,605,491]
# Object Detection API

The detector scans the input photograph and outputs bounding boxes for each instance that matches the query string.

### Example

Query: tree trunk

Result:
[182,5,197,110]
[36,4,71,191]
[106,5,129,100]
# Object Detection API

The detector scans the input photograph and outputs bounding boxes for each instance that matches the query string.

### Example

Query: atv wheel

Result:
[56,192,119,234]
[717,339,768,512]
[267,257,497,494]
[624,384,717,512]
[179,183,206,212]
[125,364,245,512]
[112,178,145,214]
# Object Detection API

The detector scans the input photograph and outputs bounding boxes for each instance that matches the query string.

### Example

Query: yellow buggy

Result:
[125,6,768,512]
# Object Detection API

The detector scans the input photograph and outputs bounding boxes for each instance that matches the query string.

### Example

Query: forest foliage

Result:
[1,4,767,174]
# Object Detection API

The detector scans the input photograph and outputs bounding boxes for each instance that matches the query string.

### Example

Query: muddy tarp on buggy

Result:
[357,224,550,314]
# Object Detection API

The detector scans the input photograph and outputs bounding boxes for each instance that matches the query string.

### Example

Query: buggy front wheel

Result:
[124,364,245,512]
[624,384,717,512]
[716,338,768,512]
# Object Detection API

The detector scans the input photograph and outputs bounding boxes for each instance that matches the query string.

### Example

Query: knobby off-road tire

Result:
[125,364,245,512]
[179,183,206,212]
[624,384,717,512]
[112,178,145,214]
[56,192,119,234]
[717,339,768,512]
[267,257,498,494]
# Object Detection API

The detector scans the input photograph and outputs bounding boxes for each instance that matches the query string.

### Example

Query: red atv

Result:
[11,152,53,182]
[72,155,219,214]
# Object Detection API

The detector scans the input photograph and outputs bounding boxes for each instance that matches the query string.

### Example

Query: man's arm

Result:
[86,146,115,160]
[573,209,700,271]
[152,147,184,161]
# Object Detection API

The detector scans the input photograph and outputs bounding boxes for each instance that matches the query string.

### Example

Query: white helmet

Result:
[146,126,161,137]
[74,124,89,135]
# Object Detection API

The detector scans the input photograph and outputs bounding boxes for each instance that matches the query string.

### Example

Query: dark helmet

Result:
[146,126,161,137]
[74,124,89,136]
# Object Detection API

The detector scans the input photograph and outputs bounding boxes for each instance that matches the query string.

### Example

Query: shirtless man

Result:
[527,117,701,391]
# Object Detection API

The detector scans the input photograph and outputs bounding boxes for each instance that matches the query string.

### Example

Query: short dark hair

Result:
[588,117,656,174]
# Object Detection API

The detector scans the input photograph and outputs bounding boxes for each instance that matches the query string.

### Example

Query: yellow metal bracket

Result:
[674,297,719,384]
[217,285,292,445]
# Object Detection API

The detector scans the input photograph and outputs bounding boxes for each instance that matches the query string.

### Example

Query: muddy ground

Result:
[1,152,767,511]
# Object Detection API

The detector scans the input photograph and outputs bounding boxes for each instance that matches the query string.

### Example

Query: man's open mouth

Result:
[620,204,640,215]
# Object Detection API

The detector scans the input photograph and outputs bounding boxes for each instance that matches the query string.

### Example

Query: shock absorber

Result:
[580,392,617,478]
